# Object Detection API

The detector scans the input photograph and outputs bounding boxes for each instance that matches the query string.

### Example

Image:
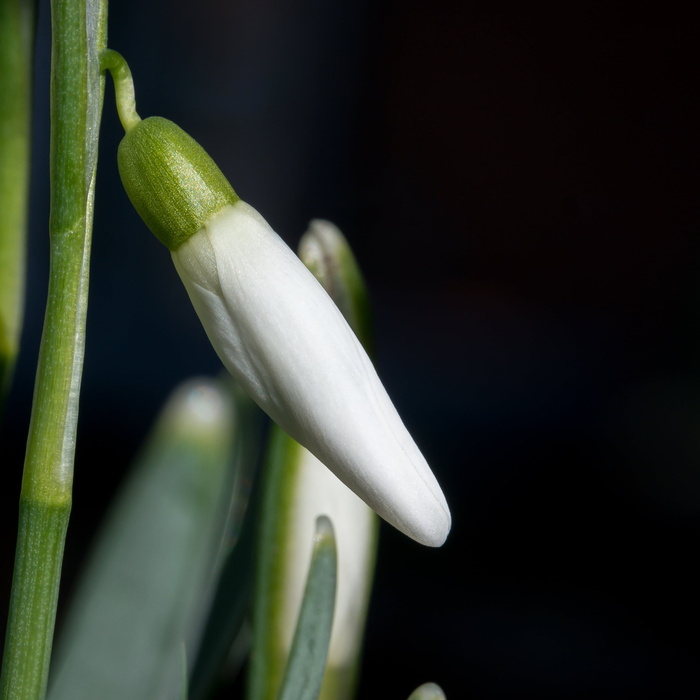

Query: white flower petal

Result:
[172,202,451,546]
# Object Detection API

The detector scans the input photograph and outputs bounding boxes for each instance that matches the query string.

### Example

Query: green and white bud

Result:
[107,53,451,546]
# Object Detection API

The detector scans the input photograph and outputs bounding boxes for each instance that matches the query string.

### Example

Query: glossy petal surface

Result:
[172,203,451,546]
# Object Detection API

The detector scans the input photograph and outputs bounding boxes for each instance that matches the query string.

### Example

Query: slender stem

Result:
[0,0,108,696]
[0,0,34,402]
[0,504,70,699]
[100,49,140,132]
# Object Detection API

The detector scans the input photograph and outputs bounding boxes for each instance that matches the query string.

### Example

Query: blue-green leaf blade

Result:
[189,383,264,700]
[276,516,337,700]
[48,378,239,700]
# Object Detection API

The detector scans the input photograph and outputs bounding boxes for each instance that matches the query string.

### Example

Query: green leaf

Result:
[48,378,240,700]
[247,427,301,700]
[276,516,337,700]
[407,683,446,700]
[0,0,33,402]
[188,383,264,700]
[187,521,253,700]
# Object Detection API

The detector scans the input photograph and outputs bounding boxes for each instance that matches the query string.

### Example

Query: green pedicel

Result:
[118,117,239,250]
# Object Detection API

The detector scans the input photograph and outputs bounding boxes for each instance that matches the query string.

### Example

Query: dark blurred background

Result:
[2,1,700,698]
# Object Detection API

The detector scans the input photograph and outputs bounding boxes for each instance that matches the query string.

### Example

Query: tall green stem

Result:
[0,0,108,697]
[0,0,34,402]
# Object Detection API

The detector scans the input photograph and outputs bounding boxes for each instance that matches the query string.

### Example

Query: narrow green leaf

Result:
[188,518,254,700]
[0,0,33,401]
[48,378,239,700]
[247,427,301,700]
[277,516,337,700]
[407,683,446,700]
[188,383,264,700]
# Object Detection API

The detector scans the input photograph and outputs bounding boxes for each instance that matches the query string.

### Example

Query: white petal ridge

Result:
[172,203,451,546]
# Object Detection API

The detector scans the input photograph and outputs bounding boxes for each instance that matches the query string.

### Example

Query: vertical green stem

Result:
[0,504,71,700]
[0,0,34,401]
[0,0,108,696]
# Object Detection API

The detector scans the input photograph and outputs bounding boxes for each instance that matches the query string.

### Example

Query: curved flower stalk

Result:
[105,51,451,547]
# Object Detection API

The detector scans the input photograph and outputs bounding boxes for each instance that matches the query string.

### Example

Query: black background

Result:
[2,1,700,698]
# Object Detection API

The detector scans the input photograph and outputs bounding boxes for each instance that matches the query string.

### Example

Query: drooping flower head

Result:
[118,115,451,547]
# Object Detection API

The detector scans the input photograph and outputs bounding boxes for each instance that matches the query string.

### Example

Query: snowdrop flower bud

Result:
[117,116,451,547]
